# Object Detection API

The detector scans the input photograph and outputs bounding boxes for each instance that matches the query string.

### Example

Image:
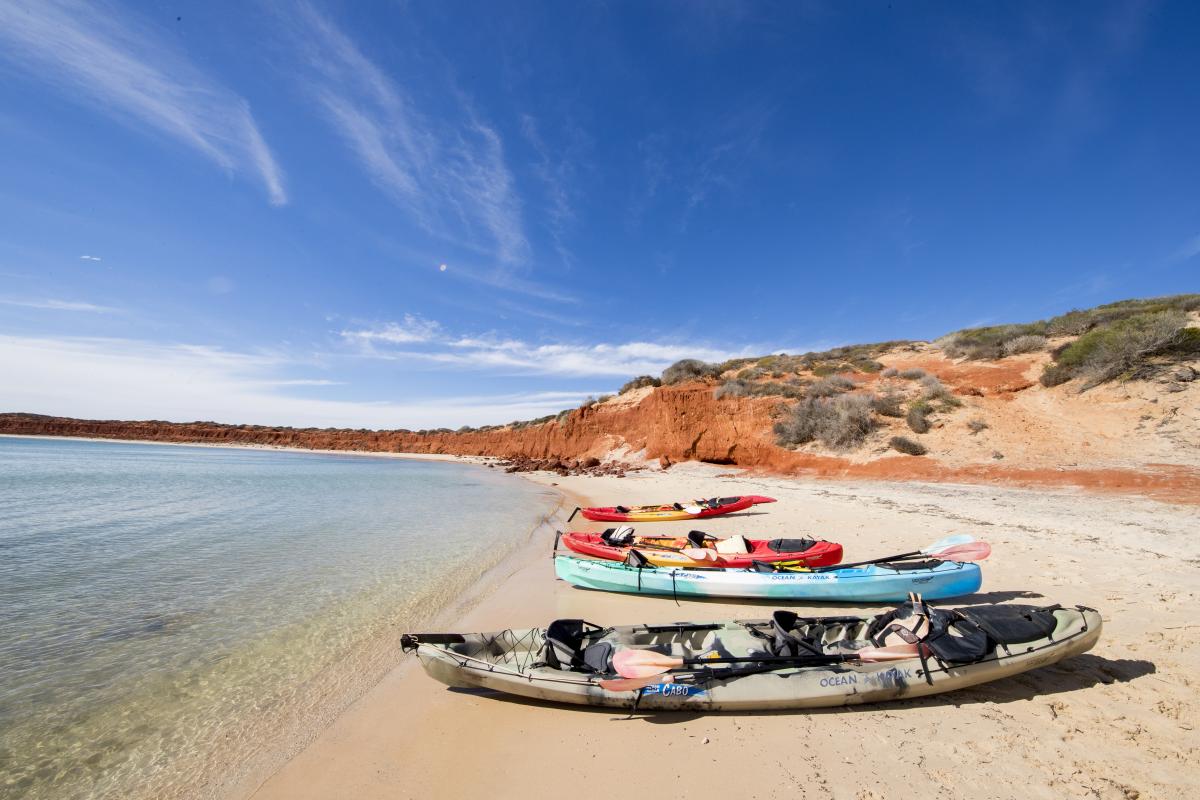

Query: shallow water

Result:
[0,437,559,799]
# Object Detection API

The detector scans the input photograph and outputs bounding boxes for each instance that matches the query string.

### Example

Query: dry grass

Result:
[890,436,928,456]
[774,394,875,449]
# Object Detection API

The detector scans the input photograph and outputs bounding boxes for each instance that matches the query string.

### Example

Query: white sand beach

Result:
[247,464,1199,800]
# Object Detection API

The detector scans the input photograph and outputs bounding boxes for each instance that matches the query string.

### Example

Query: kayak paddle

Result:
[813,535,988,572]
[610,643,921,681]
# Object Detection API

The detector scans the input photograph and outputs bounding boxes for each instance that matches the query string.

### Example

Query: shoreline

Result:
[0,433,501,466]
[247,465,1200,800]
[226,474,585,800]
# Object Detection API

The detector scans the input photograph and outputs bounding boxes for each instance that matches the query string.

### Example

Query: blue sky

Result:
[0,0,1197,428]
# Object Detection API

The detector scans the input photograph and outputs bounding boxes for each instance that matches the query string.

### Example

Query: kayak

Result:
[554,555,983,602]
[576,495,775,522]
[402,601,1101,711]
[559,530,843,568]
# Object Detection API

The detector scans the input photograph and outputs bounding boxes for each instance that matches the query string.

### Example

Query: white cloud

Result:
[0,0,286,205]
[0,335,601,428]
[340,319,763,377]
[290,3,526,263]
[0,297,117,313]
[340,315,441,345]
[79,255,102,262]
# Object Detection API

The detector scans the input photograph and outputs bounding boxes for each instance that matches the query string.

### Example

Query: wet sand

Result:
[248,463,1199,800]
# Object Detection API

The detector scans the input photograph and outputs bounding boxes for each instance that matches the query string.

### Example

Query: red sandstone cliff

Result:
[3,343,1199,503]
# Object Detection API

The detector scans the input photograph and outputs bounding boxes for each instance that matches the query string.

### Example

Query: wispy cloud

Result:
[520,113,583,267]
[1170,233,1200,263]
[79,255,102,262]
[288,3,527,263]
[0,0,286,204]
[629,105,772,231]
[0,334,601,428]
[340,318,765,377]
[0,297,117,313]
[340,314,441,346]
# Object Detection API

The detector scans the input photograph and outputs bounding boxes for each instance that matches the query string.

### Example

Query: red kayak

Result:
[573,495,775,523]
[559,530,843,568]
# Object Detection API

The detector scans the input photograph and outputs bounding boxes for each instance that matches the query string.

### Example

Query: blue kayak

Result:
[554,555,982,602]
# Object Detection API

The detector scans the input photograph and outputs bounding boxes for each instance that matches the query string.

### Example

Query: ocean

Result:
[0,436,560,799]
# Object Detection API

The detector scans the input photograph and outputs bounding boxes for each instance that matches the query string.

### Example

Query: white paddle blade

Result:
[930,541,992,562]
[923,533,975,553]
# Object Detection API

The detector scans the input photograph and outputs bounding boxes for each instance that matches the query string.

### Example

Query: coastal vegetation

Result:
[936,294,1200,389]
[890,435,928,455]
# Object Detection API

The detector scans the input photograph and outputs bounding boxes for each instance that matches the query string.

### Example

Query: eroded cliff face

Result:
[0,384,770,462]
[3,349,1198,503]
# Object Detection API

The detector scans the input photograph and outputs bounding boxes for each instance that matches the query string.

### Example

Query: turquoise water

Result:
[0,437,560,800]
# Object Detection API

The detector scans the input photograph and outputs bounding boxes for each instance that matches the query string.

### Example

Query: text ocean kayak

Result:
[575,495,775,522]
[559,531,843,568]
[402,602,1101,711]
[554,555,982,602]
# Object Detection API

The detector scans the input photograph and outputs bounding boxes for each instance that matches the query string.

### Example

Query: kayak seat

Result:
[957,605,1061,645]
[767,538,817,553]
[765,611,827,658]
[615,505,631,513]
[544,619,609,672]
[673,503,685,510]
[601,526,636,546]
[875,559,945,571]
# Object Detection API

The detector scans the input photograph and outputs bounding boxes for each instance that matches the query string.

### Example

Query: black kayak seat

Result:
[544,619,608,672]
[767,538,817,553]
[957,605,1061,644]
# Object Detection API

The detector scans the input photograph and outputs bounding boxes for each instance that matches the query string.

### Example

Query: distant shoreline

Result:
[0,433,499,466]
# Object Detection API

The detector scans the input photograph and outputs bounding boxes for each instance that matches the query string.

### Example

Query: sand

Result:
[247,463,1198,800]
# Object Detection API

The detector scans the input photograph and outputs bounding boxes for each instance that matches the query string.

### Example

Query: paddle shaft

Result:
[814,550,926,571]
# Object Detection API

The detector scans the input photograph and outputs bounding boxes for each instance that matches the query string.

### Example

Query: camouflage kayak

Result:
[402,600,1100,711]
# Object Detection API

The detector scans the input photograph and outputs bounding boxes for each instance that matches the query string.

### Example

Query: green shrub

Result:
[661,359,722,384]
[774,394,875,449]
[890,436,928,456]
[619,375,661,394]
[898,368,927,380]
[881,367,899,378]
[1044,311,1197,389]
[1044,294,1200,337]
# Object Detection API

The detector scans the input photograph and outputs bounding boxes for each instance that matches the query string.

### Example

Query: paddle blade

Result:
[924,533,975,552]
[598,676,658,692]
[856,644,920,662]
[681,547,717,562]
[928,541,992,562]
[612,649,683,679]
